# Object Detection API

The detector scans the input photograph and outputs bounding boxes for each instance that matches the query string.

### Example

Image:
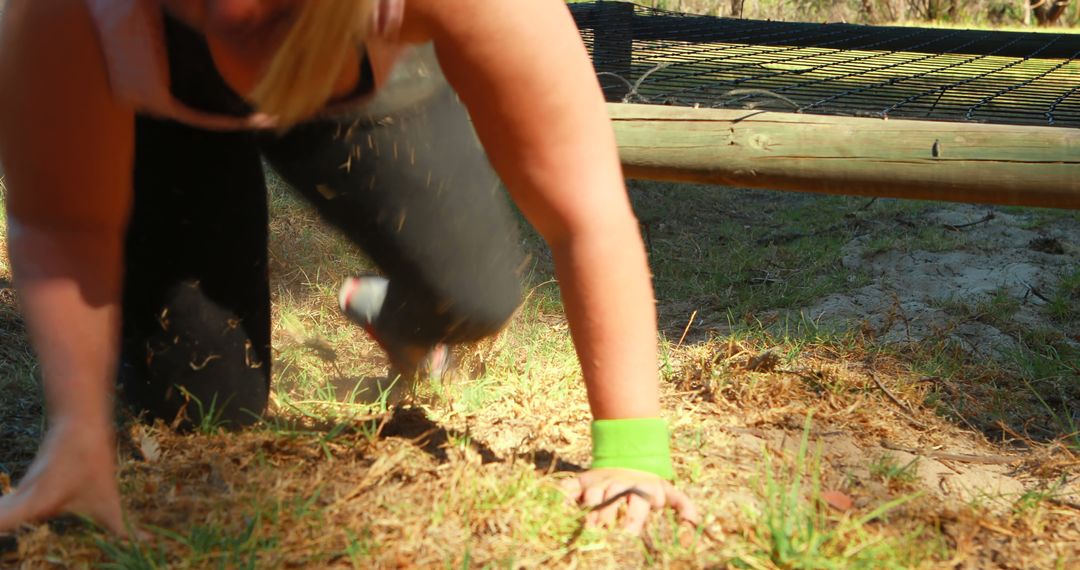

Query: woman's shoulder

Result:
[395,0,510,44]
[0,0,114,78]
[0,0,135,225]
[0,0,131,125]
[2,0,100,27]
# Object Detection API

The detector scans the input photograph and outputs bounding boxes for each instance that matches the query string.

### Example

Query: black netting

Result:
[572,2,1080,127]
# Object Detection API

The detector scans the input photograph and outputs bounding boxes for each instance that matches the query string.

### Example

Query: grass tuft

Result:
[736,414,929,569]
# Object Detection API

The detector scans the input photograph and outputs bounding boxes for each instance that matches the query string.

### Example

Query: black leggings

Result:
[119,62,523,427]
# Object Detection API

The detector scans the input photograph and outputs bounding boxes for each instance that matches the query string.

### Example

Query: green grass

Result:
[629,184,877,321]
[868,454,920,489]
[735,414,933,569]
[95,537,169,570]
[859,211,972,257]
[899,321,1078,447]
[1047,268,1080,323]
[1001,206,1080,231]
[936,286,1022,329]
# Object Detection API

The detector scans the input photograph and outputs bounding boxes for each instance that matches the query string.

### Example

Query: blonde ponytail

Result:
[250,0,375,129]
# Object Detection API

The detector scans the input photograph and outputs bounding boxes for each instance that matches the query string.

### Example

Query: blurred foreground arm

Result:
[0,0,134,535]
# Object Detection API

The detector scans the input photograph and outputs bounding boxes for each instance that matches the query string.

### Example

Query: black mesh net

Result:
[572,2,1080,127]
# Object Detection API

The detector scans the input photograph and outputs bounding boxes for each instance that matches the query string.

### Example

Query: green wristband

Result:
[591,418,675,480]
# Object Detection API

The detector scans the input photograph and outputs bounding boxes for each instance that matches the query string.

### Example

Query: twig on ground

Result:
[929,391,981,435]
[750,271,783,285]
[716,425,769,438]
[756,218,865,246]
[944,211,995,231]
[520,279,558,310]
[867,370,928,429]
[1021,280,1053,304]
[994,420,1040,449]
[676,310,698,349]
[778,368,830,391]
[699,525,726,545]
[880,440,1022,465]
[857,197,879,212]
[282,401,386,414]
[1048,498,1080,512]
[745,348,781,372]
[640,532,660,559]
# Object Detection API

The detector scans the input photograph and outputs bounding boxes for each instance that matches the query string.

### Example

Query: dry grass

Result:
[1,174,1079,568]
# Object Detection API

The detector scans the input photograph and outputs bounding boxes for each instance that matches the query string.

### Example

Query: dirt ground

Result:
[804,202,1080,358]
[803,199,1080,510]
[680,191,1080,501]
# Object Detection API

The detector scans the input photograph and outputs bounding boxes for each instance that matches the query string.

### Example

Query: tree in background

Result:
[633,0,1077,27]
[1027,0,1070,25]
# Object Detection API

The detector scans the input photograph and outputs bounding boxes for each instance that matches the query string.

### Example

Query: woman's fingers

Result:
[622,491,652,535]
[67,484,127,537]
[663,482,701,526]
[0,468,129,538]
[0,463,68,533]
[568,469,700,535]
[559,476,584,503]
[0,420,128,536]
[581,482,608,527]
[0,488,35,533]
[595,483,632,527]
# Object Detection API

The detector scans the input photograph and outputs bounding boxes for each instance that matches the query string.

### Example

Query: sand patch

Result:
[802,203,1080,357]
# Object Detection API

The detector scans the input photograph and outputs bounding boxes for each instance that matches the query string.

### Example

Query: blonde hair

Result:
[250,0,375,129]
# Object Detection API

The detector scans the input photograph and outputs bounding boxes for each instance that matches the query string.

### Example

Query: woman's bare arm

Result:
[408,0,695,531]
[0,0,134,534]
[411,0,659,420]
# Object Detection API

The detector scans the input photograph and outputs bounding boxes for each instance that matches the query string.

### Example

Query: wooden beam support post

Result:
[608,103,1080,209]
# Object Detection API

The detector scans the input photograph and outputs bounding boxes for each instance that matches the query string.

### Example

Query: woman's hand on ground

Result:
[562,468,699,535]
[0,417,127,536]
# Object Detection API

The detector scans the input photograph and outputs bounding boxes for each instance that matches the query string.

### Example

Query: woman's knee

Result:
[440,283,521,342]
[120,280,271,429]
[378,270,521,345]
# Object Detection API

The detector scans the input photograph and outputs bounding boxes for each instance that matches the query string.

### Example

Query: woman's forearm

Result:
[8,220,124,424]
[550,217,662,420]
[419,0,664,420]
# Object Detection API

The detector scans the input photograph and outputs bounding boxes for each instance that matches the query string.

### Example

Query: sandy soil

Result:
[789,200,1080,511]
[804,202,1080,357]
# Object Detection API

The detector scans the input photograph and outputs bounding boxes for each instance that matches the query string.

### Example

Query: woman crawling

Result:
[0,0,697,536]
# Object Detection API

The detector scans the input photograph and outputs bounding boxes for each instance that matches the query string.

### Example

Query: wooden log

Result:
[608,103,1080,210]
